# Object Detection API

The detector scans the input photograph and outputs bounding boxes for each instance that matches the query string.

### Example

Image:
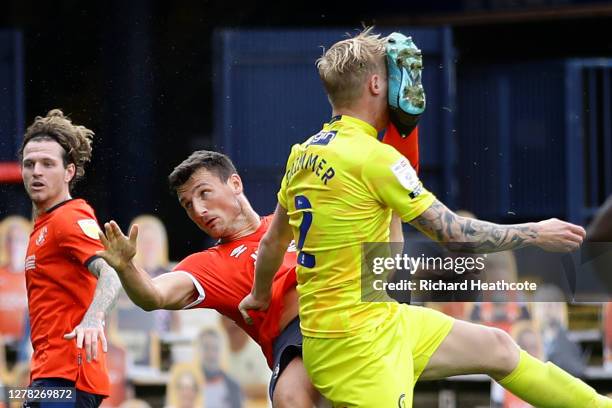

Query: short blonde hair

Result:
[316,27,387,108]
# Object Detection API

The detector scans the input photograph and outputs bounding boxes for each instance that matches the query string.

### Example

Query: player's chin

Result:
[27,190,45,203]
[201,224,223,240]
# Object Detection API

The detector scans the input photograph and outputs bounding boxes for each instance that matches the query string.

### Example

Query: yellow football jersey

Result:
[277,115,435,338]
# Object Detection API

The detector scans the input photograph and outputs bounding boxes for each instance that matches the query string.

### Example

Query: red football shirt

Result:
[382,123,420,173]
[25,199,109,396]
[172,216,298,367]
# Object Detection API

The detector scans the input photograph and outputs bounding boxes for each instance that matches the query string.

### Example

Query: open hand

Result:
[97,221,138,271]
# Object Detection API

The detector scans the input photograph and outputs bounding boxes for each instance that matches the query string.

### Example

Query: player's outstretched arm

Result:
[64,257,121,363]
[409,199,586,253]
[239,203,293,324]
[97,221,195,311]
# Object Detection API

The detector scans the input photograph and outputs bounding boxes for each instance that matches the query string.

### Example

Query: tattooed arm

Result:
[409,200,586,253]
[64,258,121,362]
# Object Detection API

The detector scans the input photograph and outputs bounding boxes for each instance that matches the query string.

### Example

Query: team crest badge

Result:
[77,219,102,240]
[36,226,48,246]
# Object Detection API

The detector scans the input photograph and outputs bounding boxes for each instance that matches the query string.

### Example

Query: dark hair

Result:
[168,150,238,193]
[19,109,94,190]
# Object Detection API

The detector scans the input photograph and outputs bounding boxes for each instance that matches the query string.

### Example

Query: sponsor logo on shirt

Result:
[230,244,248,258]
[390,157,421,197]
[409,184,424,199]
[77,219,102,240]
[25,255,36,271]
[308,130,337,146]
[287,240,297,253]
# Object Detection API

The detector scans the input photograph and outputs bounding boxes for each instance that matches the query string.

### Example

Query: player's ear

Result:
[228,174,243,194]
[369,73,384,96]
[64,163,76,184]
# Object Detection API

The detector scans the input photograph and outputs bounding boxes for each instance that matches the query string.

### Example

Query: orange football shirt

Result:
[25,198,109,396]
[382,122,420,173]
[172,215,298,367]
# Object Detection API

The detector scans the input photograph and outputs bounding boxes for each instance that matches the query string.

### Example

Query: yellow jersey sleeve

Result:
[277,144,299,210]
[361,143,435,222]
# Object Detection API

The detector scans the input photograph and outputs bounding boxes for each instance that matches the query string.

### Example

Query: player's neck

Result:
[219,202,261,244]
[332,105,380,131]
[32,193,72,218]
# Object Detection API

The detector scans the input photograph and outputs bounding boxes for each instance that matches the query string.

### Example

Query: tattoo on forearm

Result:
[83,258,122,325]
[411,200,538,253]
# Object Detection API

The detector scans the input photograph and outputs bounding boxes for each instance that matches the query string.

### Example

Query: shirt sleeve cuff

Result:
[400,193,436,223]
[84,254,101,268]
[172,271,206,309]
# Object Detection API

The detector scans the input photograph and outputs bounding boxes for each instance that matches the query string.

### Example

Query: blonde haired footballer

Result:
[240,28,612,407]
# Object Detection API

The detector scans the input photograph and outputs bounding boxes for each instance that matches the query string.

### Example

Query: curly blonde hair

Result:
[316,27,387,108]
[19,109,94,189]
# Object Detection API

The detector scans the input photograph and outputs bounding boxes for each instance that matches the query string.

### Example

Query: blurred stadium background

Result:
[1,1,611,407]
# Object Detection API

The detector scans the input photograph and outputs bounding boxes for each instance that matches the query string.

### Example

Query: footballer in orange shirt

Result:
[20,110,121,407]
[95,126,419,407]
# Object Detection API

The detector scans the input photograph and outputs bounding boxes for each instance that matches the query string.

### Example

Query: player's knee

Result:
[273,386,313,408]
[487,327,520,378]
